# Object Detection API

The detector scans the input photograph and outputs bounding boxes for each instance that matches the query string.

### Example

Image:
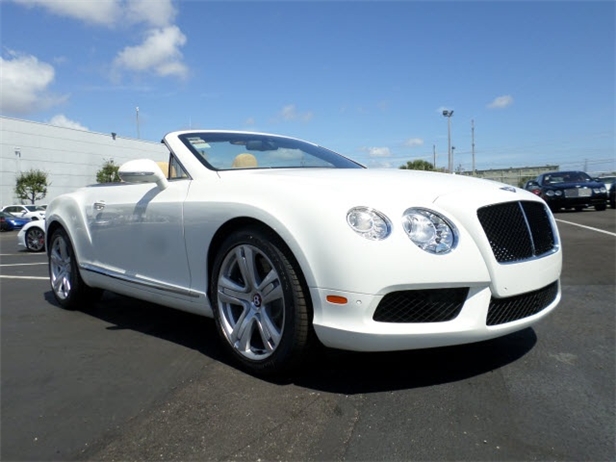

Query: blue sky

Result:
[1,0,614,173]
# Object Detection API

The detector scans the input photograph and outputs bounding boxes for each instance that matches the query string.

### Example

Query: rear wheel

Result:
[210,227,311,376]
[25,227,45,252]
[49,228,101,309]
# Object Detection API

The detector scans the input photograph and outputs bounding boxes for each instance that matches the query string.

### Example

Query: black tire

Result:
[25,227,46,252]
[48,228,102,310]
[595,203,606,211]
[574,206,584,212]
[210,227,311,376]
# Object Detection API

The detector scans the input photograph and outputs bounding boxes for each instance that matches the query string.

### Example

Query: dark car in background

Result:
[598,176,615,209]
[525,171,608,212]
[0,211,31,231]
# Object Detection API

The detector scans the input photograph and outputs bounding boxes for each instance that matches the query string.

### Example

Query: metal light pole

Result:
[136,106,140,139]
[442,110,454,172]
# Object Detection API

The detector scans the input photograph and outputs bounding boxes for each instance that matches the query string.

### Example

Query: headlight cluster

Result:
[545,189,563,197]
[594,187,607,193]
[402,208,457,254]
[346,207,458,254]
[346,207,391,241]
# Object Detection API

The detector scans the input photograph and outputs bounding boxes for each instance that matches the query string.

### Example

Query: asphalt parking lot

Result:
[1,209,614,461]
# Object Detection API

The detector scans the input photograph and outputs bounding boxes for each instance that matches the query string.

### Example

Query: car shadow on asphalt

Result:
[44,290,537,394]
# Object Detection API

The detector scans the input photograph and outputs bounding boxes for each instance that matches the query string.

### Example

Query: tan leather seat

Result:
[156,161,169,176]
[232,153,258,168]
[156,161,177,178]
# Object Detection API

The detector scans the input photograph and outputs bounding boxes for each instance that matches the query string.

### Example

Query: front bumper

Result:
[543,194,607,209]
[311,280,560,352]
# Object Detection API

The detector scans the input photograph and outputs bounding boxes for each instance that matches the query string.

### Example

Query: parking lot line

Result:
[0,275,49,280]
[0,262,48,267]
[556,219,616,237]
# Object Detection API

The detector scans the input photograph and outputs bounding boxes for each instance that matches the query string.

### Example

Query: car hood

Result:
[218,168,529,206]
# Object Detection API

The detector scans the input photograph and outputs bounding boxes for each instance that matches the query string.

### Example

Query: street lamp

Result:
[442,110,454,172]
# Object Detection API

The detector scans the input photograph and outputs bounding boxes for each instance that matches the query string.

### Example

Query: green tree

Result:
[14,169,49,204]
[399,160,435,171]
[96,159,121,183]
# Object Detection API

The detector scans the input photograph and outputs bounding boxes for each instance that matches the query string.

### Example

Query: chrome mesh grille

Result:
[373,288,469,323]
[477,201,556,263]
[487,281,558,325]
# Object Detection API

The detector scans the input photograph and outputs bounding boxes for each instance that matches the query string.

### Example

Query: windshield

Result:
[179,132,363,170]
[544,171,592,184]
[25,205,45,211]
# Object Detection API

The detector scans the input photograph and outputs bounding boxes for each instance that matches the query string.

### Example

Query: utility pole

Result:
[442,110,454,172]
[471,119,476,175]
[136,106,140,139]
[433,144,436,170]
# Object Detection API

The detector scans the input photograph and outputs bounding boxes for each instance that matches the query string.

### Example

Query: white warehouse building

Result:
[1,116,168,207]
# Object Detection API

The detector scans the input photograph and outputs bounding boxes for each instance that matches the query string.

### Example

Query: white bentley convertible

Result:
[46,130,562,375]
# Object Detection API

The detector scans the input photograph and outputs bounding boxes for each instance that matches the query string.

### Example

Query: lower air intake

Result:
[373,288,469,323]
[487,281,558,326]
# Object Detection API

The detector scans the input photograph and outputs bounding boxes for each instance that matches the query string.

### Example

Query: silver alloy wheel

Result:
[216,244,285,361]
[26,227,45,252]
[50,233,73,301]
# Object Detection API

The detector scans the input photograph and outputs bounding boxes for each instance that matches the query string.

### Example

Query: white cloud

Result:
[113,26,188,79]
[48,114,89,130]
[366,159,394,168]
[10,0,176,27]
[487,95,514,109]
[11,0,187,80]
[0,51,68,115]
[405,138,424,147]
[279,104,313,122]
[126,0,176,27]
[11,0,121,26]
[364,147,392,158]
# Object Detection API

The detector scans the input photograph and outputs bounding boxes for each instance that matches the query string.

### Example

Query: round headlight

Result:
[402,208,457,254]
[545,190,555,197]
[555,190,563,196]
[347,207,391,241]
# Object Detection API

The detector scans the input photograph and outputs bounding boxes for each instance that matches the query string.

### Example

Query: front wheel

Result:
[25,227,45,252]
[210,228,311,376]
[595,203,606,211]
[48,228,102,309]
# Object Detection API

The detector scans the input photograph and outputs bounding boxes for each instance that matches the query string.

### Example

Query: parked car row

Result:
[0,211,31,232]
[524,170,610,212]
[1,206,47,253]
[1,204,46,220]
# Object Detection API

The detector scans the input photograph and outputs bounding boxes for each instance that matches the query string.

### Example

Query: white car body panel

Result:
[17,219,46,251]
[46,130,562,353]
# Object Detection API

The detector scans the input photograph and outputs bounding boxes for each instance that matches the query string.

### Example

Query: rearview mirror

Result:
[118,159,169,190]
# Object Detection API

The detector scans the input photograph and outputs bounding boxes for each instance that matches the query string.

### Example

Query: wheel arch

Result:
[207,217,315,320]
[46,220,66,256]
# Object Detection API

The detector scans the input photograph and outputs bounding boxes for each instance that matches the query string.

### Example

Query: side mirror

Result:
[118,159,169,190]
